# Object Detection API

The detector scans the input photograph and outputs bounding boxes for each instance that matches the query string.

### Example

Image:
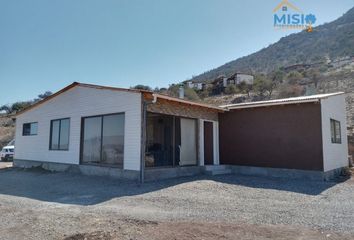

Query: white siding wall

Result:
[199,119,204,166]
[15,86,142,171]
[213,121,220,165]
[321,95,349,172]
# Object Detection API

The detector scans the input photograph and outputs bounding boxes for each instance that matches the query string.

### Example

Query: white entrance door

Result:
[180,118,197,166]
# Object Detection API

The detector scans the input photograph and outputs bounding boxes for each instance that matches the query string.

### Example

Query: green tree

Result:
[167,84,180,97]
[277,84,304,98]
[34,91,53,103]
[0,91,53,114]
[0,101,32,114]
[224,85,238,95]
[286,71,303,85]
[265,69,284,97]
[11,102,32,112]
[0,105,11,114]
[168,84,200,101]
[157,87,168,94]
[271,70,284,84]
[308,69,321,88]
[254,74,273,99]
[199,86,212,99]
[130,85,152,91]
[238,81,253,98]
[184,87,200,101]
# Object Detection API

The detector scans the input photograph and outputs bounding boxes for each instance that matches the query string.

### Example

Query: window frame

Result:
[330,118,341,144]
[22,122,38,136]
[80,112,125,167]
[49,118,70,151]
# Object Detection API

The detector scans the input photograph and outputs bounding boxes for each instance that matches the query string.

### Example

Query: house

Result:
[219,92,349,180]
[283,63,312,72]
[227,73,254,85]
[211,75,227,94]
[14,82,222,181]
[212,73,254,94]
[13,82,348,181]
[186,81,203,90]
[330,56,354,68]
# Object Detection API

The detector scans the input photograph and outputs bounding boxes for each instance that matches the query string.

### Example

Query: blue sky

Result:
[0,0,353,104]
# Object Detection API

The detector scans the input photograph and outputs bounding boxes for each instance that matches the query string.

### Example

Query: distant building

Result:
[230,73,254,85]
[211,73,254,94]
[283,63,311,72]
[330,56,354,68]
[186,81,203,90]
[202,83,213,91]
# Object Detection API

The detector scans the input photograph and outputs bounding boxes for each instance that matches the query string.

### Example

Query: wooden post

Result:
[140,101,147,184]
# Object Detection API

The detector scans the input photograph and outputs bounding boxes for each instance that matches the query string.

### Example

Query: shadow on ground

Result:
[0,167,347,205]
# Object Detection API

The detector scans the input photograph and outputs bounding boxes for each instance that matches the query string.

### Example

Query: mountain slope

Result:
[190,7,354,82]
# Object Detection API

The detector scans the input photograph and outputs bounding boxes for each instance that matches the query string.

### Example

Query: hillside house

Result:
[228,73,254,85]
[212,73,254,94]
[186,81,203,90]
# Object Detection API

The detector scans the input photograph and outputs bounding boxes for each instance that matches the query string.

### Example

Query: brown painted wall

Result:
[219,103,324,171]
[204,121,214,165]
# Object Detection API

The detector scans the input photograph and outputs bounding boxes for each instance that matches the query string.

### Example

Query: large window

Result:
[330,119,341,144]
[22,122,38,136]
[81,113,125,167]
[50,118,70,150]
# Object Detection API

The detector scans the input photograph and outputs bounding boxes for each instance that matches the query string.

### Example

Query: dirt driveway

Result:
[0,167,353,240]
[0,161,12,169]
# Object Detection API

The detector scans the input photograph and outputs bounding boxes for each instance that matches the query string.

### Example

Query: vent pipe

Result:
[179,85,184,99]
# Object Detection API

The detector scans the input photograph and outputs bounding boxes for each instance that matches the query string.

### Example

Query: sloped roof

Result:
[220,92,345,110]
[146,93,224,111]
[16,82,223,116]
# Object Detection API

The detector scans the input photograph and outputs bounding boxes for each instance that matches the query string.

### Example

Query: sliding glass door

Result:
[102,114,125,165]
[145,112,197,168]
[82,117,102,164]
[81,113,125,167]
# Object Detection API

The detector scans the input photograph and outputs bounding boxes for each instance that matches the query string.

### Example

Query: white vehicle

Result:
[0,140,15,161]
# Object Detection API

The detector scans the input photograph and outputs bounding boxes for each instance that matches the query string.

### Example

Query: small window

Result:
[330,119,341,144]
[22,122,38,136]
[50,118,70,150]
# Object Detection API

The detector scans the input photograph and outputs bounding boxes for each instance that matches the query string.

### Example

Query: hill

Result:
[184,7,354,128]
[190,7,354,82]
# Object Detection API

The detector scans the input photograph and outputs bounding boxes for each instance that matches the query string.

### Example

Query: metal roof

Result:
[220,92,345,110]
[150,93,225,111]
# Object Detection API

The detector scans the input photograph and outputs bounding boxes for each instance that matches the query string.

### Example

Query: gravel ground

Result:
[0,167,353,239]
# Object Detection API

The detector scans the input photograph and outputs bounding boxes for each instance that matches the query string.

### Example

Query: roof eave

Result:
[225,99,320,110]
[151,93,225,112]
[221,92,345,110]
